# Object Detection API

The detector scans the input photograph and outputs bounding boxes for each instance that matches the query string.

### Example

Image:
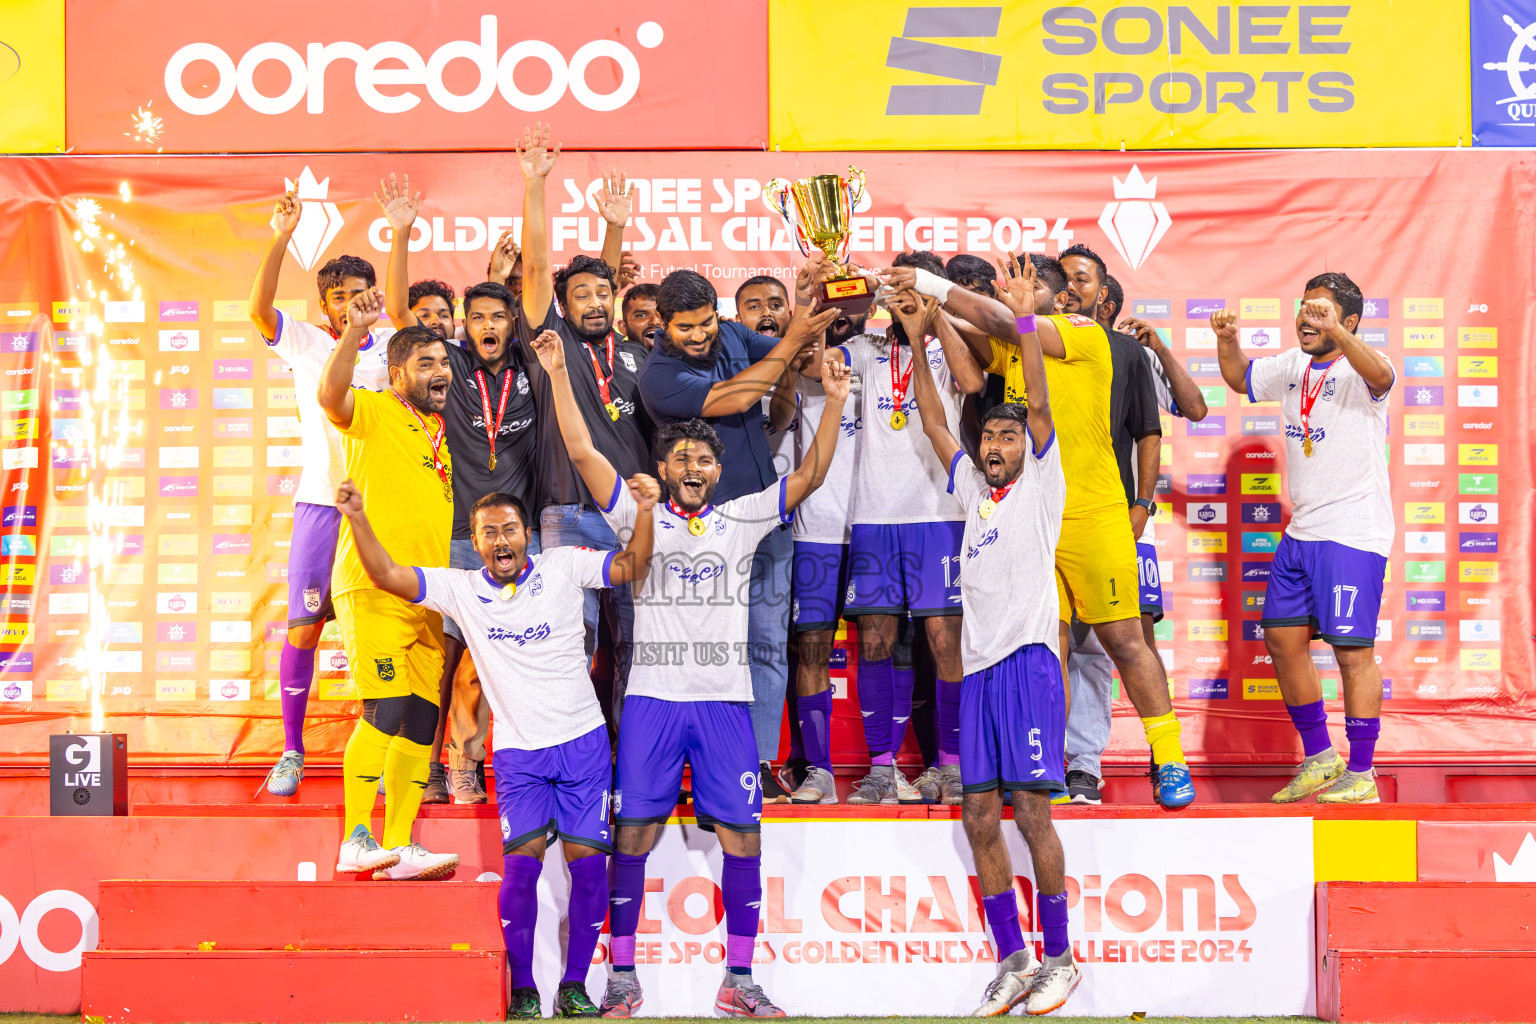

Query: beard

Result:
[567,311,613,342]
[829,312,868,341]
[751,315,783,337]
[403,375,447,414]
[658,331,722,371]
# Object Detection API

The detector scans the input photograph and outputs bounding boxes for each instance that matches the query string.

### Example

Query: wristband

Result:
[1016,314,1037,334]
[911,267,954,303]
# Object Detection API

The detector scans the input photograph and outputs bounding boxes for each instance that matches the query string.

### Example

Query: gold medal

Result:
[688,516,707,537]
[979,498,997,520]
[890,410,907,430]
[489,451,497,473]
[443,479,453,503]
[607,402,621,421]
[499,583,516,601]
[1303,437,1314,457]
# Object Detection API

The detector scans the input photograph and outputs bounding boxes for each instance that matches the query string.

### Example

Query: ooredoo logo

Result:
[163,17,667,117]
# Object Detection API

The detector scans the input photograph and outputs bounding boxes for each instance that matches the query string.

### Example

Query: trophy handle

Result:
[762,178,813,259]
[845,166,866,210]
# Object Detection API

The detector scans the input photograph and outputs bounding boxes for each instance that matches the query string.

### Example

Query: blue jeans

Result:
[1064,618,1113,779]
[540,503,634,717]
[747,525,793,762]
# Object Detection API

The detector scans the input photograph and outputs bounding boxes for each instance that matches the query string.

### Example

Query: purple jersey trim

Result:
[1244,359,1257,404]
[602,550,617,587]
[1033,428,1056,460]
[601,474,623,513]
[778,476,794,524]
[1369,364,1395,403]
[946,449,966,494]
[410,566,427,604]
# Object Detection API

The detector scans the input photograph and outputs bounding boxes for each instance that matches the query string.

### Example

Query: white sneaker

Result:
[790,766,839,804]
[1024,956,1081,1015]
[885,766,923,805]
[971,949,1038,1016]
[371,842,460,881]
[449,766,487,804]
[336,825,399,874]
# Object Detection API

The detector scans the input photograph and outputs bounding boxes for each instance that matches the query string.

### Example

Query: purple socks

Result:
[982,889,1025,960]
[891,665,914,756]
[564,853,608,984]
[1345,717,1381,773]
[859,657,894,763]
[500,854,542,989]
[1038,892,1069,958]
[1286,700,1332,758]
[936,679,961,766]
[608,851,647,970]
[279,641,315,754]
[786,690,805,763]
[721,852,761,975]
[798,690,834,772]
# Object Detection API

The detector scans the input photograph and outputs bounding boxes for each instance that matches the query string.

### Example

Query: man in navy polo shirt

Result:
[637,270,837,798]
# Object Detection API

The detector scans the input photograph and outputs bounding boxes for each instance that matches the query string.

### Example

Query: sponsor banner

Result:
[0,815,1315,1015]
[1472,0,1536,146]
[769,0,1469,150]
[0,0,64,153]
[63,0,767,153]
[0,148,1530,766]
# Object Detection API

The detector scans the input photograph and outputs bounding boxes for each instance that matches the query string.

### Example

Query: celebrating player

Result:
[532,324,852,1018]
[335,473,657,1018]
[1214,273,1394,804]
[249,187,393,797]
[904,257,1079,1016]
[318,288,459,880]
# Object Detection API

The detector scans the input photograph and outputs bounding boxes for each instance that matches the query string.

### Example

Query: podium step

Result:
[1319,881,1536,951]
[81,948,507,1023]
[96,879,504,950]
[1325,949,1536,1023]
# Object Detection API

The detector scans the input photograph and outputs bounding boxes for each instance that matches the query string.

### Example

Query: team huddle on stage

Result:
[249,123,1395,1019]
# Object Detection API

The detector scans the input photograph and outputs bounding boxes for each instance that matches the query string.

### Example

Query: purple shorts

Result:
[492,725,613,854]
[792,541,850,633]
[287,502,341,628]
[845,521,963,617]
[1136,541,1164,623]
[614,696,761,833]
[961,643,1065,795]
[1260,534,1386,647]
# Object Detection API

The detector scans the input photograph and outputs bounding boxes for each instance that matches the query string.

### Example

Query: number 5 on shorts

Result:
[1029,727,1042,763]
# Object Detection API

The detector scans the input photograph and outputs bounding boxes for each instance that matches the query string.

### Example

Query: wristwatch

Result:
[1132,498,1158,517]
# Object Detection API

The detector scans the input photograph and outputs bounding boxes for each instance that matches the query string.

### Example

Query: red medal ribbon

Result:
[583,335,616,405]
[390,390,449,486]
[475,368,512,461]
[889,345,914,417]
[667,499,711,521]
[990,479,1018,505]
[1299,358,1335,450]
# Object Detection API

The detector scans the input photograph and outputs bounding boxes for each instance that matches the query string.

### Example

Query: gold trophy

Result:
[763,168,872,313]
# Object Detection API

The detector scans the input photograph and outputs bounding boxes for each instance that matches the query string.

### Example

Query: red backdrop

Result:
[0,148,1530,765]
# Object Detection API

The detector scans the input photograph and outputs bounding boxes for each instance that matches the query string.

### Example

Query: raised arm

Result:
[319,289,380,429]
[767,348,807,430]
[487,230,520,286]
[609,474,659,586]
[528,329,619,503]
[697,302,839,417]
[597,170,631,276]
[783,353,852,510]
[1211,309,1249,395]
[376,173,421,330]
[1121,315,1207,421]
[249,187,300,341]
[334,478,422,601]
[907,315,963,470]
[1304,298,1394,397]
[905,295,984,395]
[517,122,561,327]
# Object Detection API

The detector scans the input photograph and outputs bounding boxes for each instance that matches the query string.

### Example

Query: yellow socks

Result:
[381,734,431,849]
[1141,712,1186,766]
[342,718,392,837]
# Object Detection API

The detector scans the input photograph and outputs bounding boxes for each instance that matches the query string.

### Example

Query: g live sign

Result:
[769,0,1471,149]
[63,0,768,152]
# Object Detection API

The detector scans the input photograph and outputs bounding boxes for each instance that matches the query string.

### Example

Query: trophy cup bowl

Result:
[764,167,873,314]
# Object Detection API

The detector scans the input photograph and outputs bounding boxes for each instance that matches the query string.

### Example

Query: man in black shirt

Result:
[516,124,652,717]
[380,178,539,804]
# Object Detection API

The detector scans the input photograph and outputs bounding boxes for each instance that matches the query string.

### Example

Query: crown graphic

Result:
[1493,832,1536,882]
[284,167,344,273]
[1112,166,1159,200]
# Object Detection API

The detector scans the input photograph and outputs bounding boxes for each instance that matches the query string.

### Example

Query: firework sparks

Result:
[126,104,164,151]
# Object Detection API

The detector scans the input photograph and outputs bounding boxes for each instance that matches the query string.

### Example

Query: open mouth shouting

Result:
[491,545,517,577]
[427,375,449,404]
[676,472,708,508]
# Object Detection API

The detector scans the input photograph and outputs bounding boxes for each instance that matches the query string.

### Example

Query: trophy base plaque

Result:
[819,273,873,314]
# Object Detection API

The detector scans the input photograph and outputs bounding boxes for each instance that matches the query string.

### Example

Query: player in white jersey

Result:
[904,260,1080,1016]
[1214,272,1395,805]
[829,254,986,806]
[531,326,852,1018]
[335,478,656,1017]
[250,186,393,797]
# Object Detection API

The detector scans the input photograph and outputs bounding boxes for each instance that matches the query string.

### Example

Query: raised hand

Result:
[516,122,560,180]
[794,251,837,305]
[271,187,300,237]
[530,329,564,372]
[598,170,633,227]
[782,298,842,348]
[488,230,520,282]
[345,288,383,332]
[628,473,661,513]
[822,352,852,404]
[994,252,1035,316]
[1300,297,1339,334]
[374,173,420,233]
[1119,316,1160,348]
[335,478,363,516]
[1210,308,1239,343]
[877,265,917,295]
[891,289,929,334]
[615,251,641,290]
